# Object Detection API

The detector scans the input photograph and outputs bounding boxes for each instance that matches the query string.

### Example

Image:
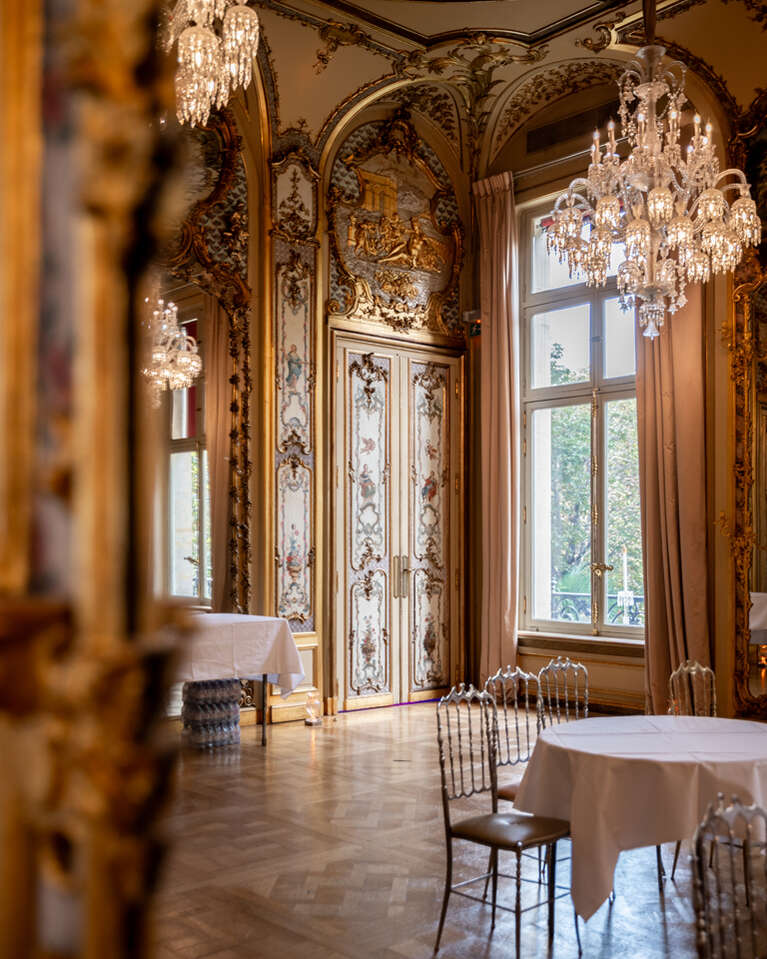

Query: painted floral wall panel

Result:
[276,253,312,452]
[413,569,448,688]
[347,352,391,698]
[276,458,312,623]
[349,353,390,571]
[410,362,450,690]
[350,570,389,695]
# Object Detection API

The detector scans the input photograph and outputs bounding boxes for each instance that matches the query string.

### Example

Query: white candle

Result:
[622,545,628,593]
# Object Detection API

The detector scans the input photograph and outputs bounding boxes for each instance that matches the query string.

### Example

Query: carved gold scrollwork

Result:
[730,247,767,717]
[349,352,388,405]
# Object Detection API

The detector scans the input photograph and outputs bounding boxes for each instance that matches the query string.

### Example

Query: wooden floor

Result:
[152,703,697,958]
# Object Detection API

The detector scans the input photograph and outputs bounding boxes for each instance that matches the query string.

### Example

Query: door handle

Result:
[392,555,400,598]
[590,562,614,578]
[400,555,411,599]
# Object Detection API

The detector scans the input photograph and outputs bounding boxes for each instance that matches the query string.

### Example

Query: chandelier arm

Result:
[714,170,750,193]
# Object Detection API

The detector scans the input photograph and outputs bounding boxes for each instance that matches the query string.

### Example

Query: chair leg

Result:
[482,848,492,901]
[491,847,499,930]
[574,906,582,956]
[434,840,453,954]
[670,840,682,881]
[515,849,522,959]
[656,844,666,894]
[547,843,557,945]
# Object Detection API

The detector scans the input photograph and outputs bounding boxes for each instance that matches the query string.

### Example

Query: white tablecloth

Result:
[514,715,767,919]
[176,614,305,697]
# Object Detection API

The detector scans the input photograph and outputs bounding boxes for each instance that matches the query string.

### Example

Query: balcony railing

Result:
[550,591,645,627]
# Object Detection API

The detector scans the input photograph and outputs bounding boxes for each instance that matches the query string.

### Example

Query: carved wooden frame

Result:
[727,87,767,716]
[163,109,252,612]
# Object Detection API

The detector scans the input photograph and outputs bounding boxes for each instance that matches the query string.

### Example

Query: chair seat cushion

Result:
[497,771,525,803]
[452,811,569,850]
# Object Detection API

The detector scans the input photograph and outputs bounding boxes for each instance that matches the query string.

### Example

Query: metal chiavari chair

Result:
[434,685,575,958]
[692,794,767,959]
[662,660,718,882]
[538,656,589,727]
[483,666,540,805]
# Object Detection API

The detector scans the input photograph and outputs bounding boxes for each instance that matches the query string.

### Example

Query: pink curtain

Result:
[205,302,232,612]
[636,283,711,712]
[473,172,520,682]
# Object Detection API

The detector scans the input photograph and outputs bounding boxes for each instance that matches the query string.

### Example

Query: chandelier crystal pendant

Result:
[164,0,260,126]
[546,44,761,339]
[142,298,203,407]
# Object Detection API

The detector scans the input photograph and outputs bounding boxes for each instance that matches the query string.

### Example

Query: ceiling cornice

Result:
[257,0,637,51]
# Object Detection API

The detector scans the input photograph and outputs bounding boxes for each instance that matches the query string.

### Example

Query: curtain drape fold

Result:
[636,283,711,712]
[205,302,232,613]
[473,172,520,682]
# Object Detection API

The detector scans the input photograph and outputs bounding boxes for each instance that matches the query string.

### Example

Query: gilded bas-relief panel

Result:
[276,252,313,452]
[328,112,463,336]
[276,457,312,622]
[411,362,449,690]
[350,570,389,695]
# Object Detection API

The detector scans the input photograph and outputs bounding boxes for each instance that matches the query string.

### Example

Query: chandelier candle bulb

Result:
[164,0,260,126]
[546,44,761,337]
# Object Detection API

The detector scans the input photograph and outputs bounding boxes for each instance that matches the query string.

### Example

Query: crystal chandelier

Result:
[546,44,761,338]
[164,0,260,127]
[142,298,203,407]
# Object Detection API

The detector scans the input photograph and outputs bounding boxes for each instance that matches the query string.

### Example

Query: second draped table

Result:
[513,714,767,919]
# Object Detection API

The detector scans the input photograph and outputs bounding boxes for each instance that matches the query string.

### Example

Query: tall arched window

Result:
[519,198,644,639]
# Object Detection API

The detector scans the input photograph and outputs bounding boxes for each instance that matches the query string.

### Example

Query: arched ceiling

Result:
[253,0,767,176]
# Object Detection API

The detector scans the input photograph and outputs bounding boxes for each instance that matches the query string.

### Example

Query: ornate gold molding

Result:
[491,59,624,162]
[163,109,252,612]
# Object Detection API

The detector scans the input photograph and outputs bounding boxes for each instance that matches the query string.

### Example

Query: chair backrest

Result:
[668,660,717,717]
[693,793,767,959]
[538,656,589,727]
[436,685,497,822]
[483,666,539,768]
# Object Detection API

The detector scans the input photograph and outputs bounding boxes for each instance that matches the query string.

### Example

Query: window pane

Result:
[604,398,644,627]
[170,320,200,439]
[604,297,636,379]
[531,304,590,388]
[169,450,200,596]
[532,404,592,624]
[531,214,584,293]
[202,449,212,601]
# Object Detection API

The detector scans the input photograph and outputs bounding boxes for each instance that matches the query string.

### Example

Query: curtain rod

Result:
[512,137,629,182]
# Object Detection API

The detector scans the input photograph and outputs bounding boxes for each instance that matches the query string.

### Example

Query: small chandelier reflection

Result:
[163,0,260,127]
[142,298,202,408]
[546,38,761,339]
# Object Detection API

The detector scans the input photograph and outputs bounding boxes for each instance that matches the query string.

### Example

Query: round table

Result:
[513,714,767,919]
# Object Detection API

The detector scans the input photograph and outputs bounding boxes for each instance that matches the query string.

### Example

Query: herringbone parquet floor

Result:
[152,704,696,959]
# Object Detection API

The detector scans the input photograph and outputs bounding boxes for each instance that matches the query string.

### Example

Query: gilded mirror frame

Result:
[162,108,252,612]
[730,91,767,716]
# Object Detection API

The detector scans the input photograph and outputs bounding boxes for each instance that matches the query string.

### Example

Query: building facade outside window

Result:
[519,198,644,639]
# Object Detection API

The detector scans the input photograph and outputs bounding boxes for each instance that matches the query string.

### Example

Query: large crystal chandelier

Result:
[164,0,260,127]
[546,44,761,338]
[142,298,203,407]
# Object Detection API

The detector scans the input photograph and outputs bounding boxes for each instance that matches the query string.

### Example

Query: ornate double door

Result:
[333,334,463,709]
